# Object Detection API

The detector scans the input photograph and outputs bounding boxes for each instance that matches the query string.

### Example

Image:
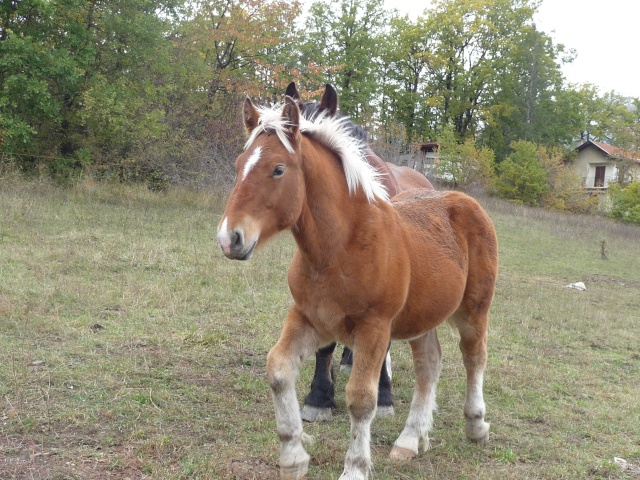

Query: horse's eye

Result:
[272,165,286,178]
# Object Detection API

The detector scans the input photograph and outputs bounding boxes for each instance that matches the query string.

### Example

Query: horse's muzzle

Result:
[217,226,256,261]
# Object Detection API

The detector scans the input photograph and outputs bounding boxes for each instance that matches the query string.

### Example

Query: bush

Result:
[492,140,549,205]
[435,125,494,189]
[540,147,599,214]
[609,181,640,224]
[492,141,599,213]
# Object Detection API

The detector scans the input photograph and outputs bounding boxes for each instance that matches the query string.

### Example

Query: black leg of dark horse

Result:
[339,346,354,372]
[301,343,337,421]
[302,344,394,422]
[376,345,395,417]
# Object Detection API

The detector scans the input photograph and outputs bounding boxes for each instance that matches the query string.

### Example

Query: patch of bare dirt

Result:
[0,435,146,480]
[229,458,278,479]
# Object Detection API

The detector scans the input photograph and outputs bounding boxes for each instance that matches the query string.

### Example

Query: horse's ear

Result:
[282,95,301,142]
[285,81,306,111]
[319,84,338,116]
[285,82,301,101]
[243,96,260,135]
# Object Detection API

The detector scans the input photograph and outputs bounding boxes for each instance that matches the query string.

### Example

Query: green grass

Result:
[1,177,639,479]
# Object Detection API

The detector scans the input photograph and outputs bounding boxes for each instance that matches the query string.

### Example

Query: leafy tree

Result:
[419,0,540,141]
[0,0,82,158]
[576,86,640,151]
[379,15,435,143]
[493,140,598,212]
[480,24,581,161]
[301,0,389,123]
[160,0,304,186]
[0,0,180,179]
[182,0,302,100]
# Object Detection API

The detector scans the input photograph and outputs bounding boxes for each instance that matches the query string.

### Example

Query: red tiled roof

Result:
[577,140,640,162]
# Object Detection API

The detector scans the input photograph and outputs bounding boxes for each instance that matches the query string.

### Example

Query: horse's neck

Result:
[292,141,371,267]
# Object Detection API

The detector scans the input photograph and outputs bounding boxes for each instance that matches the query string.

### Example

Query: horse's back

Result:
[386,163,433,191]
[393,189,496,252]
[391,189,498,333]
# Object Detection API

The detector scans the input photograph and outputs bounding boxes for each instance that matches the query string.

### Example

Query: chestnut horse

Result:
[285,82,434,422]
[217,95,498,479]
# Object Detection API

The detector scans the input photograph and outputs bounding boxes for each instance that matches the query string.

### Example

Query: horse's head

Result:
[217,96,305,260]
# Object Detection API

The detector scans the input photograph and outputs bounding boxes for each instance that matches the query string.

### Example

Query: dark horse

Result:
[217,90,498,479]
[284,83,434,422]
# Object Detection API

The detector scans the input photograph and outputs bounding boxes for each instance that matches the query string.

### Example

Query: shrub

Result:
[492,140,549,205]
[436,126,494,189]
[609,181,640,224]
[540,147,599,214]
[493,141,599,213]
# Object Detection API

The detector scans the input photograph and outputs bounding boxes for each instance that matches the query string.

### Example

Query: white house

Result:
[574,140,640,191]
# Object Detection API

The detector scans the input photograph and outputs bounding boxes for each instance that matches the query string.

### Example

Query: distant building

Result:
[574,140,640,191]
[417,142,439,175]
[397,142,439,176]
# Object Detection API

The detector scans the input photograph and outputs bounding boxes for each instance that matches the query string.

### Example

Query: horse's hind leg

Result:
[390,329,442,460]
[267,307,322,480]
[453,310,490,444]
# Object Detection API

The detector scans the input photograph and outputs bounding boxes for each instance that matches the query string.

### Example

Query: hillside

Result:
[1,179,639,479]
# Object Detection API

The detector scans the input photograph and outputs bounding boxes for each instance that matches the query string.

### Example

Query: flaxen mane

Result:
[244,103,389,203]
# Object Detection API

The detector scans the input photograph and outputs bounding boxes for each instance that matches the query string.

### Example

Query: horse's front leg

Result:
[340,323,390,480]
[267,307,322,480]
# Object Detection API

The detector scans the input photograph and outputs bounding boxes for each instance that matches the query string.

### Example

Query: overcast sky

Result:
[383,0,640,98]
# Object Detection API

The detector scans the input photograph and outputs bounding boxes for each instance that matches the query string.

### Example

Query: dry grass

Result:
[1,177,639,479]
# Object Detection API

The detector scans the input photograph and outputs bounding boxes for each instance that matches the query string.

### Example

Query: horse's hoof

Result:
[466,421,490,445]
[389,445,417,461]
[376,405,394,418]
[280,462,309,480]
[469,431,489,446]
[338,469,368,480]
[301,405,332,422]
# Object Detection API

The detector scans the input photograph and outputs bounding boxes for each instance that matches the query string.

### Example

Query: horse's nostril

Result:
[231,230,243,249]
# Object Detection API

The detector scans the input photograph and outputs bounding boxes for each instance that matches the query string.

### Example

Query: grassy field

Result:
[1,177,639,479]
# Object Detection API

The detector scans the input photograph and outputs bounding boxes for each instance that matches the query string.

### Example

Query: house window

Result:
[594,166,606,187]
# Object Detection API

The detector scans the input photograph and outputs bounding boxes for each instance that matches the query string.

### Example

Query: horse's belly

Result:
[390,266,466,339]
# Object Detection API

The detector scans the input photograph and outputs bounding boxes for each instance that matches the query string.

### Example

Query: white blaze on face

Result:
[217,216,231,255]
[241,146,262,181]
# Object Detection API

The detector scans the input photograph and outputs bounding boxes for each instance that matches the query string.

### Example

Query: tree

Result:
[0,0,180,179]
[0,0,82,159]
[575,85,640,151]
[419,0,541,141]
[379,15,436,143]
[300,0,389,123]
[539,147,598,214]
[480,24,581,161]
[182,0,302,100]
